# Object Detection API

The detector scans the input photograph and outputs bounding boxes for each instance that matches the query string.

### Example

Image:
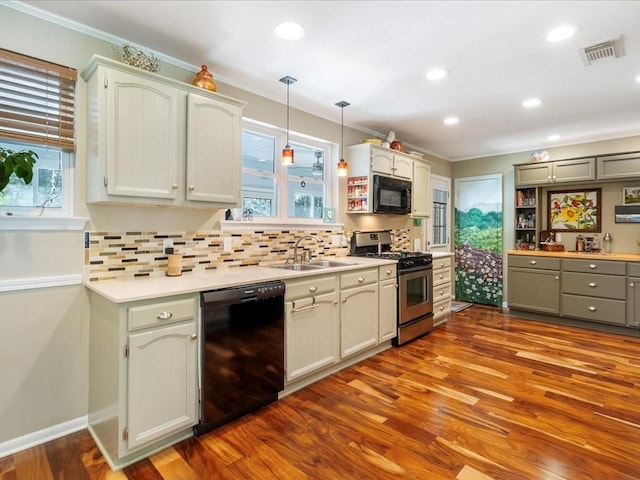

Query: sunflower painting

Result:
[547,189,601,232]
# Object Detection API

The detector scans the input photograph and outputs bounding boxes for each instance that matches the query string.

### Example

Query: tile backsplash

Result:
[85,228,411,282]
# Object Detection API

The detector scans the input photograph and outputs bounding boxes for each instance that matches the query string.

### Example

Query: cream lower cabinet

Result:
[284,274,339,382]
[340,268,379,358]
[432,256,452,325]
[378,264,398,342]
[88,293,198,470]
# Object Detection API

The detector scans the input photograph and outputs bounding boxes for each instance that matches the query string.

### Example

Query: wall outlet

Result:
[223,237,232,252]
[163,238,173,252]
[332,235,341,246]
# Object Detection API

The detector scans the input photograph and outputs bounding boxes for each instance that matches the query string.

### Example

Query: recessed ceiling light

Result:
[274,22,305,40]
[443,116,459,125]
[426,68,448,81]
[522,98,542,108]
[545,25,577,43]
[548,134,560,141]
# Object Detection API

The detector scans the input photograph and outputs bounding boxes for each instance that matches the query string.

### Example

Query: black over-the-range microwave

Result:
[372,174,412,214]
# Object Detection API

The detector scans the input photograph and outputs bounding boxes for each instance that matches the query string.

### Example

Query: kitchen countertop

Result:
[85,256,396,304]
[506,249,640,262]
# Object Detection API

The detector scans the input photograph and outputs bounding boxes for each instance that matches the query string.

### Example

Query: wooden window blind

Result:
[0,48,77,151]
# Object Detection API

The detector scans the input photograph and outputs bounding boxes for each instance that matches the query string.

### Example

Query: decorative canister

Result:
[390,140,404,152]
[192,65,216,92]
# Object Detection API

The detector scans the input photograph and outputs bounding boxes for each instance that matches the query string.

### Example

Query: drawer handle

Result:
[358,277,364,283]
[440,306,445,311]
[157,311,173,320]
[292,297,317,313]
[589,264,597,269]
[386,269,392,275]
[308,286,318,292]
[588,306,597,312]
[439,274,444,279]
[440,290,445,295]
[588,282,597,288]
[529,260,537,265]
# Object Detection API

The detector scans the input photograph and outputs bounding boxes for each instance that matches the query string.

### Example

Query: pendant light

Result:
[335,100,350,177]
[280,75,297,165]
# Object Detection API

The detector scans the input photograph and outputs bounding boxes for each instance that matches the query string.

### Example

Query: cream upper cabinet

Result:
[411,159,432,217]
[370,146,413,179]
[82,55,245,207]
[597,152,640,180]
[515,158,595,186]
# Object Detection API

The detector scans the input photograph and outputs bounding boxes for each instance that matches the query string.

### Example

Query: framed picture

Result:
[623,186,640,205]
[547,188,601,232]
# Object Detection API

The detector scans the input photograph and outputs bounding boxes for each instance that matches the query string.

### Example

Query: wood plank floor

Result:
[3,305,640,479]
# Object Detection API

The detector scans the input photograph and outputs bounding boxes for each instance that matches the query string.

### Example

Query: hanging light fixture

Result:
[312,151,324,176]
[335,100,350,177]
[280,75,297,165]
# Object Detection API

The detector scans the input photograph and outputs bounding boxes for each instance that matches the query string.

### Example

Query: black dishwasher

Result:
[195,280,285,436]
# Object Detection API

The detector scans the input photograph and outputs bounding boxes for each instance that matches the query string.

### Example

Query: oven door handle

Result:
[398,265,433,275]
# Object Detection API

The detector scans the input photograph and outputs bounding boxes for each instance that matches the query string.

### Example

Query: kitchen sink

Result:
[306,260,357,267]
[266,263,325,271]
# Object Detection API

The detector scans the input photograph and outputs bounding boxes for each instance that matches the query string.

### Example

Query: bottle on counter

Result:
[576,235,585,252]
[603,233,612,254]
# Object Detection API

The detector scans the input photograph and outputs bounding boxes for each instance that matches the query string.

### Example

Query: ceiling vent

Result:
[579,36,624,66]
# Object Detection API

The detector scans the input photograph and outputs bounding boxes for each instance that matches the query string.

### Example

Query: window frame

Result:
[235,118,337,228]
[426,174,451,252]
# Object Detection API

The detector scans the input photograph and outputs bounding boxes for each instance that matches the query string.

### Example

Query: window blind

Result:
[0,48,77,151]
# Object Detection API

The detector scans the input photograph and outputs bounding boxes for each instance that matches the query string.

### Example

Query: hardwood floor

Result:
[3,305,640,479]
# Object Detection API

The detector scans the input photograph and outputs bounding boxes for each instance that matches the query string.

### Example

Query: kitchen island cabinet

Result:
[82,55,245,208]
[88,292,198,470]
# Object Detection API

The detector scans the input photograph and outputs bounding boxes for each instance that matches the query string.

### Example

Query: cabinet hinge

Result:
[122,428,128,441]
[103,76,108,89]
[123,344,129,358]
[103,176,108,188]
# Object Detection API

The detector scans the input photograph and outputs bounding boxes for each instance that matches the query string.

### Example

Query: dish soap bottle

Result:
[603,232,612,254]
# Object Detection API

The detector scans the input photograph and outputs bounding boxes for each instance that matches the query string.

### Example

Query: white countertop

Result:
[85,256,396,303]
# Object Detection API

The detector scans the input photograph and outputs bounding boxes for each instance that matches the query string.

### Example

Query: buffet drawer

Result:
[508,255,560,270]
[433,282,451,303]
[562,272,626,300]
[562,258,626,275]
[128,297,196,331]
[433,268,451,286]
[562,294,626,325]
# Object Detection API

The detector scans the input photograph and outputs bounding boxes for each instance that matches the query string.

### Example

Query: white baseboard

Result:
[0,416,88,459]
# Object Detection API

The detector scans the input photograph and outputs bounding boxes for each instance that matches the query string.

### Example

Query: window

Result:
[241,121,332,223]
[427,175,451,251]
[0,48,76,217]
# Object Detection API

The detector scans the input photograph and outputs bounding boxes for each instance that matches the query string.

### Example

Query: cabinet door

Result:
[507,267,560,314]
[411,160,431,217]
[597,153,640,180]
[186,93,242,205]
[106,68,181,200]
[515,163,552,186]
[392,154,413,180]
[378,279,397,342]
[628,278,640,327]
[127,322,197,451]
[552,158,595,183]
[340,283,379,358]
[370,148,395,176]
[285,291,339,382]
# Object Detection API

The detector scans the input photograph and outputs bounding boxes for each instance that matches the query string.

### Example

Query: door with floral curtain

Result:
[454,174,503,306]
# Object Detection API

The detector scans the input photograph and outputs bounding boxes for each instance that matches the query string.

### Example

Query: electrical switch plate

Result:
[332,235,340,246]
[223,237,232,252]
[555,233,562,241]
[163,238,173,251]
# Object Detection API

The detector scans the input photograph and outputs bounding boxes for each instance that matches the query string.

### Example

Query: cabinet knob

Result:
[333,300,338,305]
[588,282,597,288]
[439,274,444,279]
[191,333,198,340]
[358,277,364,283]
[588,306,597,312]
[172,184,179,190]
[386,269,392,275]
[189,185,195,191]
[589,264,597,269]
[342,298,347,303]
[440,290,445,295]
[631,283,635,288]
[157,311,173,320]
[529,260,537,265]
[308,286,318,292]
[554,276,559,280]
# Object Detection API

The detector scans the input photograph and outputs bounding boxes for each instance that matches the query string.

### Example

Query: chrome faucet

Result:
[293,235,321,264]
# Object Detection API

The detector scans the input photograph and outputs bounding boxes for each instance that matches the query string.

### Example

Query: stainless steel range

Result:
[351,230,433,346]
